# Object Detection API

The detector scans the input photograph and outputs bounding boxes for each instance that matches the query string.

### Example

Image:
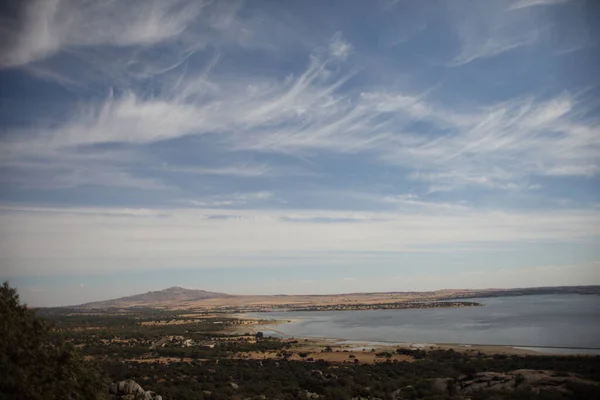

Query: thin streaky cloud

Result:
[0,0,598,300]
[0,0,206,68]
[163,164,271,177]
[445,0,574,66]
[509,0,571,10]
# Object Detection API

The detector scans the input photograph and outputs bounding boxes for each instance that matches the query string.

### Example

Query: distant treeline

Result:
[290,301,482,312]
[439,286,600,301]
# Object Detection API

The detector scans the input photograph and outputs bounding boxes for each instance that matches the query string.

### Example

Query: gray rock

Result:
[114,379,144,395]
[109,379,162,400]
[311,369,325,379]
[300,390,321,399]
[391,385,414,400]
[144,391,162,400]
[449,369,599,395]
[230,382,239,390]
[431,378,453,392]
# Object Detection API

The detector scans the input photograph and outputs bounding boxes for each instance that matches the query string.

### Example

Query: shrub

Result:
[0,282,109,399]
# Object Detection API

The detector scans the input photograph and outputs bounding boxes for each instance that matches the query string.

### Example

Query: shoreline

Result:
[229,313,600,356]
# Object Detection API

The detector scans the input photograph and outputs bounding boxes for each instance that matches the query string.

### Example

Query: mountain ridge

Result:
[74,285,600,310]
[78,286,230,309]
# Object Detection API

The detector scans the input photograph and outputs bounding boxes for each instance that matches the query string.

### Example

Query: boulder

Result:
[112,380,144,396]
[144,391,162,400]
[391,385,414,400]
[109,380,162,400]
[431,378,453,392]
[311,369,324,378]
[430,369,599,396]
[299,390,321,399]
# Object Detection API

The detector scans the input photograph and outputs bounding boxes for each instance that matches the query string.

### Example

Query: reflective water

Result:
[250,295,600,349]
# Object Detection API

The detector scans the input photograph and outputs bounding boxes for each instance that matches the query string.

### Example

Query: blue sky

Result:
[0,0,599,306]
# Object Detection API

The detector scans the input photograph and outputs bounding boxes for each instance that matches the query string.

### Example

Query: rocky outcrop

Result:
[310,369,338,381]
[391,385,414,399]
[431,369,599,396]
[299,390,322,399]
[109,379,163,400]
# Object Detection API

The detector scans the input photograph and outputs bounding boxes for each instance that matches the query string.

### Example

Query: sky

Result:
[0,0,599,307]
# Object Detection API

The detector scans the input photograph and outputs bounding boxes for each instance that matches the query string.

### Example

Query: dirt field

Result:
[236,350,414,364]
[141,319,208,326]
[87,289,480,310]
[124,357,196,364]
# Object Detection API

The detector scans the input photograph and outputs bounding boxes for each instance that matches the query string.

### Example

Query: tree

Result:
[0,282,109,400]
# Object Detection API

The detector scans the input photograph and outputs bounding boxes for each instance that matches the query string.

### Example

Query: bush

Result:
[0,282,109,399]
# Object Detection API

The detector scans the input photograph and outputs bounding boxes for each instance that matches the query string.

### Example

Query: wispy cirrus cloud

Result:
[509,0,571,10]
[1,0,598,298]
[2,42,598,193]
[446,0,574,66]
[1,204,598,277]
[186,191,276,208]
[329,32,352,60]
[0,0,206,68]
[0,0,595,195]
[163,164,271,177]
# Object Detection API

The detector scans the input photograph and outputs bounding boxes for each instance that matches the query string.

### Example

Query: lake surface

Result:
[249,295,600,350]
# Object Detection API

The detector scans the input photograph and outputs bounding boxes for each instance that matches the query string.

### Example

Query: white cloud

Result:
[381,194,469,211]
[509,0,571,10]
[2,4,596,193]
[448,0,543,66]
[1,0,205,68]
[3,58,598,192]
[43,169,170,191]
[0,204,598,276]
[164,164,271,177]
[0,0,596,305]
[377,94,599,191]
[329,32,352,60]
[52,93,209,146]
[186,191,275,207]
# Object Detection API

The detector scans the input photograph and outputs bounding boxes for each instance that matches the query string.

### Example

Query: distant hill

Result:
[78,286,230,309]
[75,285,600,311]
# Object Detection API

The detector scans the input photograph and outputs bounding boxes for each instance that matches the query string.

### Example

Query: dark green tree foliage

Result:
[0,282,108,400]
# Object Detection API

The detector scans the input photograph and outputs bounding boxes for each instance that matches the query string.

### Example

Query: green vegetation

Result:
[2,282,600,399]
[0,282,108,400]
[292,301,481,312]
[96,354,600,400]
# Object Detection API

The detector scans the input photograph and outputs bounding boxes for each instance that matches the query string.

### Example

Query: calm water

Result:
[250,295,600,349]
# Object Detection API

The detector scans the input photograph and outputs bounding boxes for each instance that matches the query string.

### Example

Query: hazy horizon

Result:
[15,281,600,308]
[1,0,599,307]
